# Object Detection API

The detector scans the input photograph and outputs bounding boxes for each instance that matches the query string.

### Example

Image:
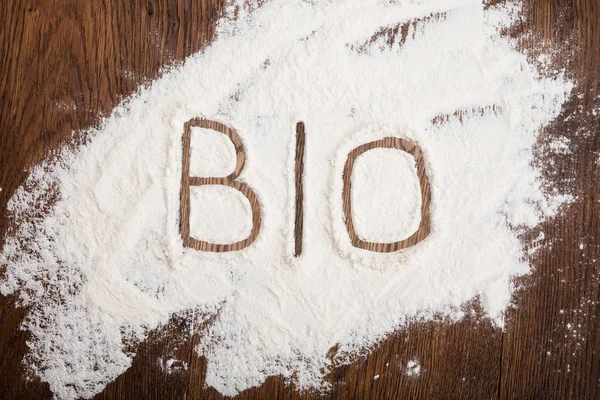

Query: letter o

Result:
[342,137,431,252]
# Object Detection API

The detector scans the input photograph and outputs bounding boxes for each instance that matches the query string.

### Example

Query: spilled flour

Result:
[0,0,573,398]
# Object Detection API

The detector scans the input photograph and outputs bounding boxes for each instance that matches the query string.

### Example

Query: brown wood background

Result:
[0,0,599,399]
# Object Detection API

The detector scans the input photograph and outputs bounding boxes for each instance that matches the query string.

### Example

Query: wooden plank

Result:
[0,1,225,398]
[0,1,597,399]
[498,1,600,398]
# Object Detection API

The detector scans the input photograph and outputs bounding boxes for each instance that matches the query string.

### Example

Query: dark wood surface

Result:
[1,0,599,399]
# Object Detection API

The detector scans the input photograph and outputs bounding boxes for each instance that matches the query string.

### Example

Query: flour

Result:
[190,127,237,177]
[159,358,189,374]
[0,0,572,399]
[190,185,253,243]
[405,360,421,377]
[351,148,421,242]
[549,136,572,155]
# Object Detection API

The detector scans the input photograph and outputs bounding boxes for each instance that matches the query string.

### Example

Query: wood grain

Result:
[294,121,306,257]
[498,1,600,398]
[0,0,599,399]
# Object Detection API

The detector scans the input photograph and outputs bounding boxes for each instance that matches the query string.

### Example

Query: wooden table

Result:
[1,1,599,398]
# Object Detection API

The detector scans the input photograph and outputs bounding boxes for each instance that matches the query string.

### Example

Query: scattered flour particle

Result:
[537,54,549,66]
[159,358,189,374]
[373,375,380,380]
[548,136,571,155]
[405,360,421,377]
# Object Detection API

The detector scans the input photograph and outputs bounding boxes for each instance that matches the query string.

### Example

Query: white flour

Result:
[0,0,572,398]
[351,148,421,242]
[406,360,421,377]
[190,127,237,177]
[190,186,253,243]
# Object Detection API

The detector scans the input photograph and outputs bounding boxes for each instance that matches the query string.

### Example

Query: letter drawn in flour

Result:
[294,122,306,257]
[180,118,261,252]
[342,137,431,252]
